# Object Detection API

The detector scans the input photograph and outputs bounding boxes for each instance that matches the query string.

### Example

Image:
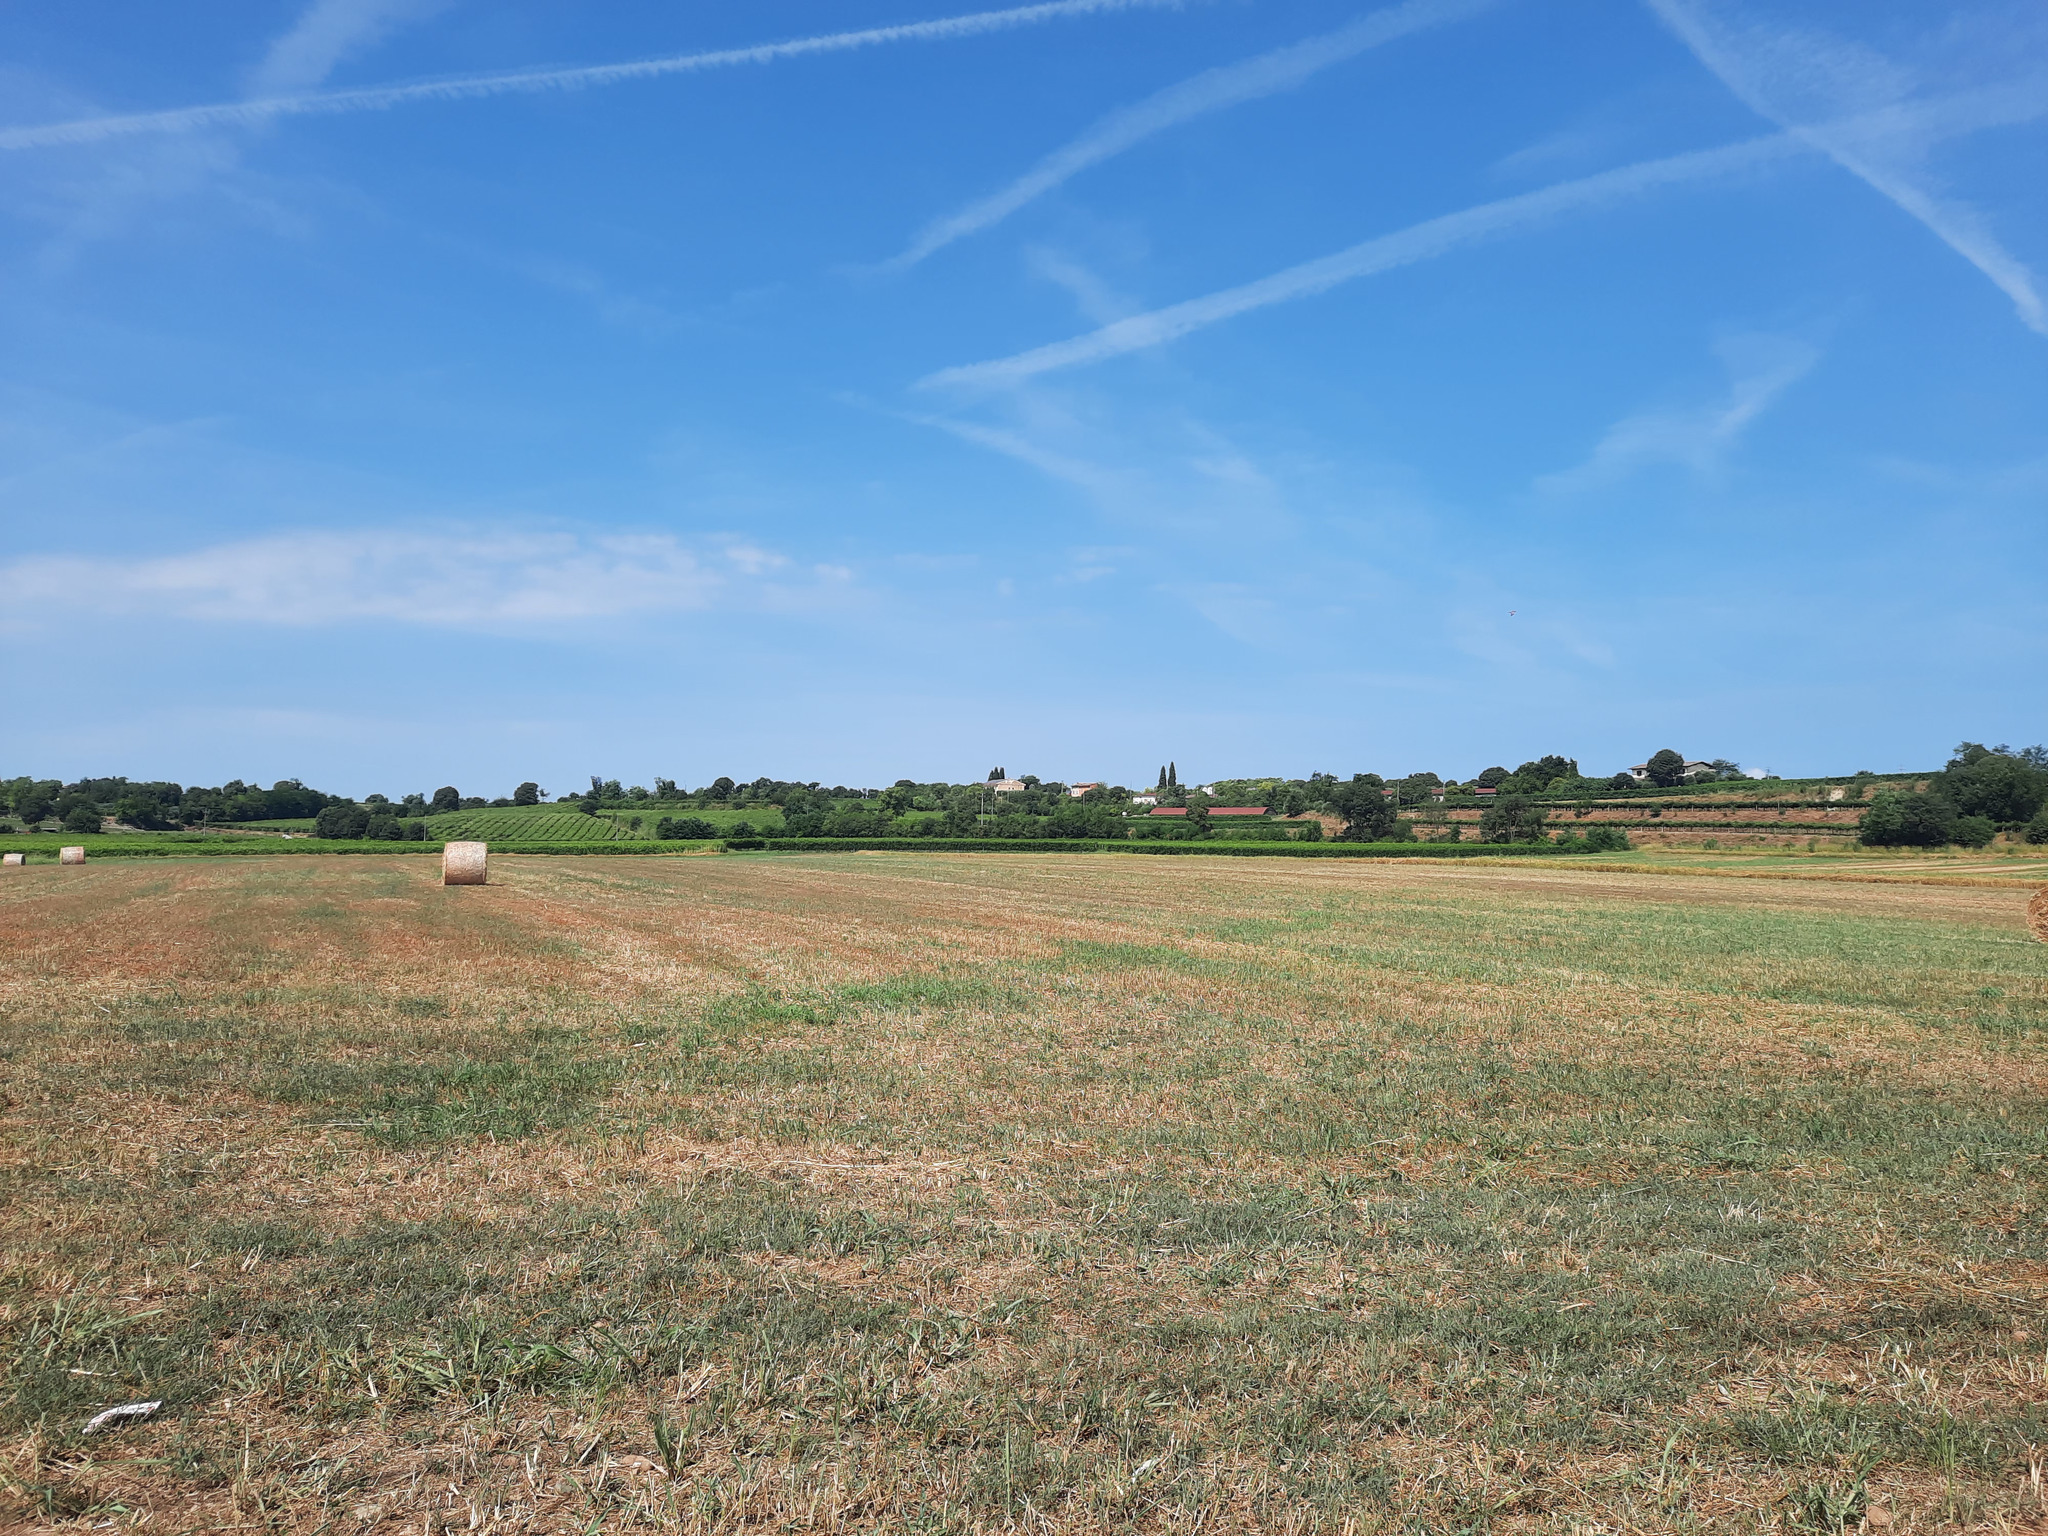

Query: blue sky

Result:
[2,0,2042,796]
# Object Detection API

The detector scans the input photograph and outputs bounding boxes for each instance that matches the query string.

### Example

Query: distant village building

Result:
[1627,761,1719,783]
[1068,782,1102,798]
[987,779,1028,794]
[1131,794,1158,806]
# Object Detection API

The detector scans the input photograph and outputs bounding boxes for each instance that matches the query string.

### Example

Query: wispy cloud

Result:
[1644,0,2047,335]
[920,133,1802,390]
[0,0,1190,153]
[882,0,1500,269]
[0,530,853,630]
[1536,333,1820,496]
[249,0,447,98]
[919,77,2042,392]
[7,0,439,253]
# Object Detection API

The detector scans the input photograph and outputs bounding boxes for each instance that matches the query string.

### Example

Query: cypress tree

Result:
[1156,766,1167,789]
[1168,761,1178,788]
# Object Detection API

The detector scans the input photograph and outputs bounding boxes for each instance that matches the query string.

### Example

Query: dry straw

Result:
[59,846,86,865]
[443,840,487,886]
[2029,886,2048,944]
[2,852,23,866]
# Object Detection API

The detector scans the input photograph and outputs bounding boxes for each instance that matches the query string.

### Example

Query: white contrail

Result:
[918,133,1801,390]
[1644,0,2046,336]
[886,0,1502,269]
[0,0,1190,152]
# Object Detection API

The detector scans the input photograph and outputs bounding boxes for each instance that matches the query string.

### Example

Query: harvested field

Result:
[1,853,2044,1534]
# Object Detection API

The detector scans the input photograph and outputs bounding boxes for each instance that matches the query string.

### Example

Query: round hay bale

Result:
[2030,886,2048,944]
[59,845,86,865]
[2,852,23,866]
[443,841,487,886]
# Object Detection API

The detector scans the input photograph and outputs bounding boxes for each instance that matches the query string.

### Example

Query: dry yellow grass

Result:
[0,853,2043,1534]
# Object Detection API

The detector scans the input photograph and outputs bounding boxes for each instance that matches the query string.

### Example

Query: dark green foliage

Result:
[112,793,176,830]
[430,786,461,813]
[1479,794,1548,843]
[1952,815,1996,848]
[1325,775,1394,841]
[61,803,102,834]
[513,781,540,805]
[1936,743,2048,824]
[314,804,371,839]
[1553,826,1632,853]
[1858,791,1956,847]
[1643,749,1687,787]
[656,816,719,840]
[1514,754,1578,785]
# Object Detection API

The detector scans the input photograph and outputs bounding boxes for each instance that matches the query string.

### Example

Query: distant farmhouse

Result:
[1628,760,1719,783]
[987,778,1028,794]
[1067,782,1102,798]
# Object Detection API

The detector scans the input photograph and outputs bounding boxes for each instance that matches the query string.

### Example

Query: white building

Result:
[1628,760,1722,783]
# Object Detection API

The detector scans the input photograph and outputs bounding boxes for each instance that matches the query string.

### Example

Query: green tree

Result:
[1857,790,1956,847]
[1643,749,1687,788]
[431,786,461,813]
[1475,766,1511,789]
[314,805,371,839]
[1513,755,1578,784]
[61,803,103,834]
[1326,775,1394,841]
[1479,795,1548,843]
[1937,743,2047,824]
[513,781,540,806]
[114,795,172,830]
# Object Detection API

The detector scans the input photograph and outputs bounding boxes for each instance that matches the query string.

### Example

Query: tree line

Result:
[1855,744,2048,847]
[10,744,2039,850]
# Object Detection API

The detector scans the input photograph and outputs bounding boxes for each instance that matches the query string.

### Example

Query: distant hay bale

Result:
[2,852,22,866]
[443,841,487,886]
[2030,887,2048,944]
[59,845,86,865]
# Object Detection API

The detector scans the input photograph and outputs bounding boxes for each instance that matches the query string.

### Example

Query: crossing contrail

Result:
[0,0,1192,152]
[884,0,1502,269]
[918,133,1801,390]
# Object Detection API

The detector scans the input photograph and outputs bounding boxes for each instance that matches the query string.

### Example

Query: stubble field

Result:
[0,852,2043,1534]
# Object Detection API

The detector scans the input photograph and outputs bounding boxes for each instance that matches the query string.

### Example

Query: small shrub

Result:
[1952,815,1995,849]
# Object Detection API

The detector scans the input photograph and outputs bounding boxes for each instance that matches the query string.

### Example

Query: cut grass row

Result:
[0,854,2041,1530]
